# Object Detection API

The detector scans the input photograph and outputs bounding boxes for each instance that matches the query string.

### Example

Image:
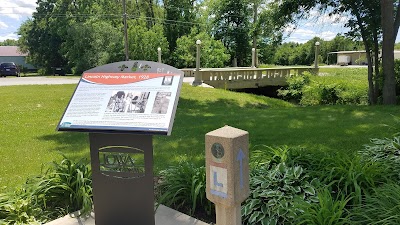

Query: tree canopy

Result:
[270,0,400,104]
[13,0,400,104]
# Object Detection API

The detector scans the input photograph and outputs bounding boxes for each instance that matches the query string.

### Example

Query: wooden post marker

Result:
[205,126,250,225]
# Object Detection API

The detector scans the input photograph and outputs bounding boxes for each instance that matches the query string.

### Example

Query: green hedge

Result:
[279,69,369,105]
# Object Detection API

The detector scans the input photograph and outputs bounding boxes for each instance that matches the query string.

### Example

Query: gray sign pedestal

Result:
[89,133,154,225]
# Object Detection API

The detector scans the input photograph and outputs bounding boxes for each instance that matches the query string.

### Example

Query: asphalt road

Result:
[0,76,197,86]
[0,76,81,86]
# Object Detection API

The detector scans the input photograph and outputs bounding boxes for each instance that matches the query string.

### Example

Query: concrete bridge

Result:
[181,67,318,89]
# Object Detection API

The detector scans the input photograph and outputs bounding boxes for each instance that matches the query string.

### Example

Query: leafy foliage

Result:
[359,136,400,180]
[128,22,169,62]
[0,194,43,225]
[278,72,312,103]
[0,39,18,46]
[212,0,251,66]
[157,161,212,217]
[173,28,230,68]
[296,188,352,225]
[242,163,319,225]
[0,156,92,224]
[315,153,386,205]
[63,20,123,75]
[279,69,369,105]
[351,183,400,224]
[163,0,196,53]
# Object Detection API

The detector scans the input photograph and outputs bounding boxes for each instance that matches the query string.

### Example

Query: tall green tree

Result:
[173,28,230,68]
[251,1,283,65]
[62,20,123,75]
[212,0,251,66]
[18,0,68,72]
[0,39,18,46]
[270,0,400,104]
[127,21,169,61]
[163,0,196,54]
[18,0,132,73]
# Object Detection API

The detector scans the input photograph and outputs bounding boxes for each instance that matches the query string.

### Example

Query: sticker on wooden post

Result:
[205,125,250,225]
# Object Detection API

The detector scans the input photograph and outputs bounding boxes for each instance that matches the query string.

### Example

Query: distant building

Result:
[328,50,400,66]
[0,46,36,70]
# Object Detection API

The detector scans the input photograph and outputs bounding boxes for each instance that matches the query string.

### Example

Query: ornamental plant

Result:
[157,161,213,217]
[0,156,92,224]
[242,163,319,225]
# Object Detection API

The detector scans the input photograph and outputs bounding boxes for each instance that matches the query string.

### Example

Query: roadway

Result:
[0,76,197,86]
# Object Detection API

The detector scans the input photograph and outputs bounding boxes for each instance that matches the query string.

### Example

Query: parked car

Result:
[53,67,65,76]
[0,62,20,77]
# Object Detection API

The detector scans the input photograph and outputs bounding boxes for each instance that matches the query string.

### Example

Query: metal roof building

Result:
[328,50,400,66]
[0,46,36,70]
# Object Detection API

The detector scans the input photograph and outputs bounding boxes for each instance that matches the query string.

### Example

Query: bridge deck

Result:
[181,67,318,89]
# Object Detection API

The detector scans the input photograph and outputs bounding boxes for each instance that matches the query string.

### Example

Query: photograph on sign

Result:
[57,68,183,135]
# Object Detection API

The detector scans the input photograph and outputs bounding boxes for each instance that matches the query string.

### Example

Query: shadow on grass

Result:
[36,96,400,173]
[37,132,89,162]
[155,98,400,172]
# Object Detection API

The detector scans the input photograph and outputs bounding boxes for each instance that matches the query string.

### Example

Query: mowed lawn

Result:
[1,83,400,191]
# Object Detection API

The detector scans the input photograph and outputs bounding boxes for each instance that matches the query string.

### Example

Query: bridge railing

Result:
[183,67,317,89]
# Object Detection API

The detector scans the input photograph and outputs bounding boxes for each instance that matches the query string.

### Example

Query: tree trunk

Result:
[373,30,380,103]
[355,8,376,104]
[381,0,397,104]
[394,0,400,39]
[366,47,376,105]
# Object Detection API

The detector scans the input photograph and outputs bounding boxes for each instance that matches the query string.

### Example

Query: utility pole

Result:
[314,41,320,69]
[123,0,129,61]
[252,1,258,67]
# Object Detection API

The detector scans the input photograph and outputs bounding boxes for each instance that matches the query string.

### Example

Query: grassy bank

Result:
[0,83,399,191]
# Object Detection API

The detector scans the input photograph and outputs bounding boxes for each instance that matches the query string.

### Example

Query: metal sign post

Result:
[57,61,184,225]
[205,126,250,225]
[89,133,154,225]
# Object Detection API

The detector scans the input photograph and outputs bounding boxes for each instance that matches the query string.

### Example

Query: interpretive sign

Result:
[57,61,183,225]
[57,61,183,135]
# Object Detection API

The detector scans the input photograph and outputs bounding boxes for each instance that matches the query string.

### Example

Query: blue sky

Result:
[1,1,399,44]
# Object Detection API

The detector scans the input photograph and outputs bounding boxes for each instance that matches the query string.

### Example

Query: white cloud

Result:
[320,31,337,41]
[0,32,18,42]
[282,9,351,43]
[0,0,36,20]
[283,27,316,43]
[0,21,8,29]
[284,28,341,43]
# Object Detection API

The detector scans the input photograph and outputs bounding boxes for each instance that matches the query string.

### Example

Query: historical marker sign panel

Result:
[57,61,183,135]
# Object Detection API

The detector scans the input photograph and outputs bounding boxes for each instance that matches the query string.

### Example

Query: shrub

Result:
[38,156,93,216]
[280,68,369,105]
[318,153,387,205]
[359,136,400,180]
[37,68,47,76]
[300,80,368,105]
[250,145,292,167]
[0,192,43,225]
[278,72,312,103]
[157,161,212,216]
[0,156,92,224]
[351,183,400,224]
[296,188,352,225]
[242,163,319,225]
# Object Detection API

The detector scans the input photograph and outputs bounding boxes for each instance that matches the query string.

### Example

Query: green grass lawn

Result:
[1,82,399,192]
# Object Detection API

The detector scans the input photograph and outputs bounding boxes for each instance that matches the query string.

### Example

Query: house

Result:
[328,50,400,66]
[0,46,36,70]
